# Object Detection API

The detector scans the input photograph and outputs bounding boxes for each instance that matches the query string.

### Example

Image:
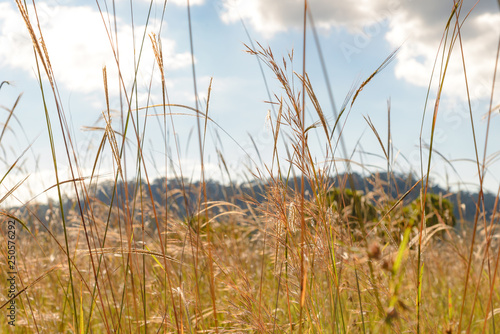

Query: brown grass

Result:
[1,0,499,333]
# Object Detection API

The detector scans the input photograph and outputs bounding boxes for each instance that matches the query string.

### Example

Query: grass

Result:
[1,0,500,333]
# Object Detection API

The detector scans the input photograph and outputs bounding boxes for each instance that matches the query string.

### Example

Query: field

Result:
[1,0,500,333]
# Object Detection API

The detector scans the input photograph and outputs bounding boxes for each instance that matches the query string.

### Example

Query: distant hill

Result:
[10,172,497,230]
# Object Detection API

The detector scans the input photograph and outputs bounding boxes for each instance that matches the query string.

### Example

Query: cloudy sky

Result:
[0,0,499,205]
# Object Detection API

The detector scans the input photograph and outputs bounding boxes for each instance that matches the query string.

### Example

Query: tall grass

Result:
[1,0,499,333]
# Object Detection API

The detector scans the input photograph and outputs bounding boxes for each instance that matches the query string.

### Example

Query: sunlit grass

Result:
[1,0,499,333]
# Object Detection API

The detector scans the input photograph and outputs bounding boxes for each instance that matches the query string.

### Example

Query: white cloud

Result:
[134,0,204,6]
[0,1,192,95]
[220,0,384,37]
[386,2,500,101]
[219,0,500,101]
[169,0,205,6]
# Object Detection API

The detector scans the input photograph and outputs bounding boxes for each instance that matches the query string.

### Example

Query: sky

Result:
[0,0,499,206]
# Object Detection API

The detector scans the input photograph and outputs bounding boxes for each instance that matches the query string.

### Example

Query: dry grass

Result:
[1,0,500,333]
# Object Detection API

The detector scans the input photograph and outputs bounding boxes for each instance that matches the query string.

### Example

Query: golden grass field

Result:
[1,0,500,333]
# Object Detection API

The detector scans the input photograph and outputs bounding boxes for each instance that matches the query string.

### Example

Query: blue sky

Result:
[0,0,499,205]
